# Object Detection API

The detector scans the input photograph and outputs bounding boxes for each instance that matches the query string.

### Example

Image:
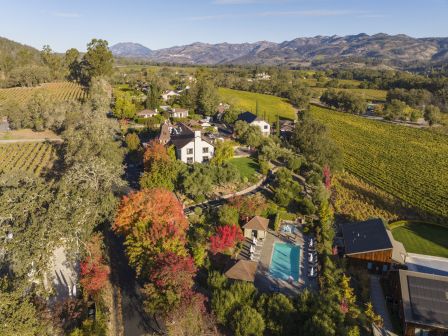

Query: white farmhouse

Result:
[169,108,189,119]
[136,109,158,118]
[159,122,214,163]
[237,111,270,136]
[161,90,180,101]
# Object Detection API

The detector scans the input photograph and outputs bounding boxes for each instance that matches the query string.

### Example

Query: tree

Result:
[209,225,244,254]
[65,48,81,81]
[196,78,219,115]
[142,252,197,314]
[291,111,342,171]
[145,81,161,109]
[41,45,62,80]
[231,306,265,336]
[211,140,234,165]
[256,294,296,336]
[217,204,240,225]
[424,104,441,126]
[113,92,136,119]
[365,302,383,327]
[79,234,110,296]
[125,132,140,151]
[181,164,214,202]
[229,194,267,222]
[113,188,189,277]
[81,39,113,84]
[140,141,181,191]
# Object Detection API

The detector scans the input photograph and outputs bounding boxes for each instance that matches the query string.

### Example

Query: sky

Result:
[0,0,447,52]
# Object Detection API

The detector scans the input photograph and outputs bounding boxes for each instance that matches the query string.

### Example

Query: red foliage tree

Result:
[79,234,110,296]
[142,252,199,314]
[323,165,331,190]
[210,224,244,255]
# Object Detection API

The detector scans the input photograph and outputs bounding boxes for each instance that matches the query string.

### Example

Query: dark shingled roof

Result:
[399,270,448,330]
[237,111,262,124]
[342,218,393,255]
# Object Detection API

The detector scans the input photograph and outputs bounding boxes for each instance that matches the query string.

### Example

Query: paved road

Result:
[370,275,393,332]
[107,231,165,336]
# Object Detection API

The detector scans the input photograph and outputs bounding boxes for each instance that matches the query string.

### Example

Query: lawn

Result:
[228,157,259,180]
[218,88,297,122]
[390,221,448,258]
[310,105,448,220]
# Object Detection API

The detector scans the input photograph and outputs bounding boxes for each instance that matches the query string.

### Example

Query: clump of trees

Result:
[320,89,367,115]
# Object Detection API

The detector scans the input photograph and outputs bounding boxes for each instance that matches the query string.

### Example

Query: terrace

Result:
[237,218,318,296]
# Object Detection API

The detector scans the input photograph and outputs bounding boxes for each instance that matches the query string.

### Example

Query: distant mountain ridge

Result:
[110,42,152,58]
[110,33,448,65]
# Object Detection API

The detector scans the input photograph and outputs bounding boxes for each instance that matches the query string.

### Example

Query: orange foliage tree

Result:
[113,188,189,277]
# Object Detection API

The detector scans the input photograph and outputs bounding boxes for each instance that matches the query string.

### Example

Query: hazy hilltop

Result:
[110,42,153,58]
[111,33,448,66]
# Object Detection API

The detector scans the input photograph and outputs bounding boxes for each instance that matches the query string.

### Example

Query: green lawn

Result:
[218,87,297,122]
[390,221,448,258]
[229,157,259,180]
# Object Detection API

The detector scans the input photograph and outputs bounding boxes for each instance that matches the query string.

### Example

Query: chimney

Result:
[194,130,201,138]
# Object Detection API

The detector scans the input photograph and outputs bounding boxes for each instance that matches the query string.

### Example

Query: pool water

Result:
[269,242,300,281]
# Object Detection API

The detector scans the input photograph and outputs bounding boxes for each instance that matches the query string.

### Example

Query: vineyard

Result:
[332,172,418,222]
[0,82,86,105]
[310,106,448,221]
[0,142,57,175]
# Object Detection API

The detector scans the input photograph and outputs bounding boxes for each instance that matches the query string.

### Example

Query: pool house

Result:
[242,216,269,240]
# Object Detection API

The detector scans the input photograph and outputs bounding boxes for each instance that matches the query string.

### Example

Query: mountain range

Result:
[110,33,448,66]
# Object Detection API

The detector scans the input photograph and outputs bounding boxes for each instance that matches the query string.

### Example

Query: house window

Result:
[203,156,209,162]
[202,147,209,153]
[187,157,193,164]
[264,125,268,129]
[414,329,429,336]
[187,148,193,155]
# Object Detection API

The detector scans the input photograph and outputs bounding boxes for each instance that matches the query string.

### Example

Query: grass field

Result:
[390,221,448,257]
[0,142,57,176]
[0,82,86,105]
[310,105,448,220]
[218,88,297,122]
[229,157,259,180]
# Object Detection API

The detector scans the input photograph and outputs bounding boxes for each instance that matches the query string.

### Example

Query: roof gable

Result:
[342,218,393,255]
[243,216,269,231]
[238,111,261,124]
[225,260,258,282]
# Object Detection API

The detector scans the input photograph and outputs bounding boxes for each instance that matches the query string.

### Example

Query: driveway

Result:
[370,275,394,332]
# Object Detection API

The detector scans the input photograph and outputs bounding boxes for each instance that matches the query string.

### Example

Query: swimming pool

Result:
[269,242,300,282]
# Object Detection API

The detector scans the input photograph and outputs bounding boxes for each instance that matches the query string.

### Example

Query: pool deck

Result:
[239,227,317,296]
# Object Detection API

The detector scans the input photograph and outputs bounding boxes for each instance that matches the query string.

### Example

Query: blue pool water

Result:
[269,242,300,281]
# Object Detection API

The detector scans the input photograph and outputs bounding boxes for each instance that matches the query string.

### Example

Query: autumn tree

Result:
[79,234,110,296]
[140,141,181,191]
[229,194,267,222]
[142,252,197,314]
[113,188,189,277]
[125,132,140,151]
[210,225,244,255]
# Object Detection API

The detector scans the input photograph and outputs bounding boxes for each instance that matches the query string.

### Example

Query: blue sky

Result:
[0,0,447,52]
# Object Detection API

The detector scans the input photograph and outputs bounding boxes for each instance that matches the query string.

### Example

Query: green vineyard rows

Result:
[0,142,57,175]
[310,105,448,220]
